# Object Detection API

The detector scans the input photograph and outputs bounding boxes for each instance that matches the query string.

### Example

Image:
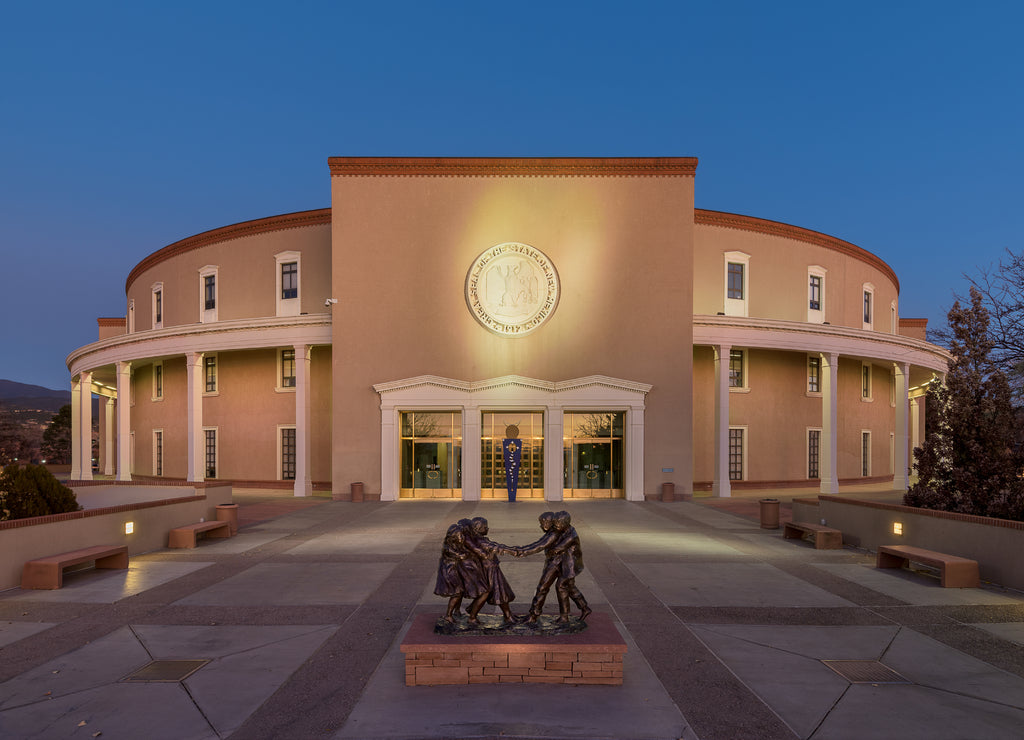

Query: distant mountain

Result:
[0,379,71,414]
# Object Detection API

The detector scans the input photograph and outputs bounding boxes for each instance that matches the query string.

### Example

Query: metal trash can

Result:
[661,482,675,502]
[351,481,364,502]
[759,498,780,529]
[215,503,239,535]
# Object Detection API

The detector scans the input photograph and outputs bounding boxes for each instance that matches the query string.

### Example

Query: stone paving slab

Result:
[174,562,397,606]
[0,621,55,647]
[335,618,695,740]
[629,562,855,607]
[4,561,212,604]
[970,622,1024,645]
[813,563,1023,605]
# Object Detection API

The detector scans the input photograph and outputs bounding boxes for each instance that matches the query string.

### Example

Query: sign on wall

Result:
[465,242,560,336]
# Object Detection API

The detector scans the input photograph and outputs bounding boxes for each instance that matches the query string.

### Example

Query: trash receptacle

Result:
[661,482,675,502]
[351,481,364,502]
[759,498,780,529]
[215,503,239,535]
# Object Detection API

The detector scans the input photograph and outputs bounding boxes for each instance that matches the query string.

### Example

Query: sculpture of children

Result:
[462,517,519,625]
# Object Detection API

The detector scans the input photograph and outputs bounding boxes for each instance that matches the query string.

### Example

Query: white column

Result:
[185,353,203,482]
[78,371,93,481]
[820,352,839,495]
[116,361,132,481]
[293,344,313,497]
[462,405,481,501]
[910,396,921,453]
[379,408,398,501]
[70,379,81,479]
[893,362,910,491]
[103,397,115,475]
[544,406,564,502]
[712,344,731,498]
[627,406,646,501]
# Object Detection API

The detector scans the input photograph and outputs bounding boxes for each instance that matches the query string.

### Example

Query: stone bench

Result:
[401,612,626,686]
[21,545,129,590]
[876,544,980,588]
[783,521,843,549]
[168,520,232,549]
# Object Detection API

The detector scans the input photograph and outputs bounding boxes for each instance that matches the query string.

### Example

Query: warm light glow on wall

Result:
[893,522,903,535]
[125,521,134,535]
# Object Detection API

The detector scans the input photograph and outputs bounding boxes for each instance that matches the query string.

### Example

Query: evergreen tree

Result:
[0,464,81,521]
[41,404,72,465]
[906,287,1024,520]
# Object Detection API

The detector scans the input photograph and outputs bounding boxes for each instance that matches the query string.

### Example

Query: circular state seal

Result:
[465,242,560,336]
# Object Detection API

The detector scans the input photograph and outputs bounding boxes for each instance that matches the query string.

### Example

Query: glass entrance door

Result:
[563,411,625,498]
[400,411,462,498]
[481,412,544,499]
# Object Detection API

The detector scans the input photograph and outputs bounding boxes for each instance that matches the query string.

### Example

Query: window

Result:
[862,363,872,400]
[862,283,875,330]
[729,349,745,388]
[153,430,163,476]
[275,251,301,317]
[153,362,163,400]
[808,355,821,394]
[152,282,163,329]
[128,299,135,334]
[727,263,744,299]
[728,428,745,481]
[891,302,897,334]
[199,265,218,322]
[808,429,821,479]
[281,427,296,480]
[281,349,296,388]
[204,275,216,310]
[204,428,217,478]
[723,251,750,317]
[204,355,217,394]
[807,266,826,323]
[281,262,298,299]
[861,431,871,476]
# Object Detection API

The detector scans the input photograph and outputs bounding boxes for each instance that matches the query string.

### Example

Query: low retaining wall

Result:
[0,484,232,591]
[816,495,1024,591]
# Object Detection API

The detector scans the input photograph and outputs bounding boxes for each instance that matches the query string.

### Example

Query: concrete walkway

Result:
[2,492,1023,739]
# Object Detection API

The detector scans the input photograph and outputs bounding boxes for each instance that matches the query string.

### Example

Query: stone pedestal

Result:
[401,612,626,686]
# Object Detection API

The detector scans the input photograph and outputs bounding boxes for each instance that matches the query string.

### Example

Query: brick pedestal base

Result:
[401,612,626,686]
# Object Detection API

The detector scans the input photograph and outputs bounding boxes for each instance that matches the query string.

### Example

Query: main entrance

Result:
[399,411,462,498]
[564,411,625,498]
[481,411,544,499]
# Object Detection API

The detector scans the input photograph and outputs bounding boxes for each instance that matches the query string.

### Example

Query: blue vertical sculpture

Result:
[502,424,522,502]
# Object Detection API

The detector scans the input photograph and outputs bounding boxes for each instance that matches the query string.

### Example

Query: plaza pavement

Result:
[1,488,1023,739]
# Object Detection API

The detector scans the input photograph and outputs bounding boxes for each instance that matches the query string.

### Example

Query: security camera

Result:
[324,298,338,307]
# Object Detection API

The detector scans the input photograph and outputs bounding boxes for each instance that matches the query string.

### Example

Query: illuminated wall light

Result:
[125,521,134,535]
[893,522,903,536]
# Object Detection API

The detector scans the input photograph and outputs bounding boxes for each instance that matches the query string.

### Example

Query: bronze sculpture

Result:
[434,510,590,634]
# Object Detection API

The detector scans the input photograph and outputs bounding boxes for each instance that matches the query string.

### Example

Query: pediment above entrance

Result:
[373,374,652,406]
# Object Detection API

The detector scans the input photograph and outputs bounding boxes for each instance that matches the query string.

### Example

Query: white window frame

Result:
[807,427,822,479]
[807,354,822,397]
[128,299,135,334]
[152,361,164,401]
[861,430,872,477]
[729,348,750,392]
[203,353,219,396]
[278,424,297,481]
[276,348,297,392]
[152,429,164,477]
[728,425,747,481]
[275,250,301,318]
[889,432,895,475]
[199,265,219,323]
[890,301,897,334]
[862,282,875,330]
[861,362,873,402]
[151,282,163,330]
[723,251,750,317]
[807,266,826,324]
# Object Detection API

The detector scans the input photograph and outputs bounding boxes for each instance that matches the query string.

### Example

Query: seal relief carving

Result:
[465,242,560,336]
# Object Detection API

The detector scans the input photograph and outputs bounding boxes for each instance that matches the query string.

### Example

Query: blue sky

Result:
[2,1,1021,390]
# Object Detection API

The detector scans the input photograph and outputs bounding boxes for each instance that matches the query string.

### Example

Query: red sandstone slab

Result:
[401,612,626,655]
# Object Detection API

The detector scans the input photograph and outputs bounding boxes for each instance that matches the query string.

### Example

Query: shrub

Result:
[0,464,81,521]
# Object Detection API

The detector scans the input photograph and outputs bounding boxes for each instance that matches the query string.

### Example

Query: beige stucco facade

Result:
[66,156,948,501]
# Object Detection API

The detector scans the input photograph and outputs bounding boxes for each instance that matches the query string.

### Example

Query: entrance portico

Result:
[374,375,650,502]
